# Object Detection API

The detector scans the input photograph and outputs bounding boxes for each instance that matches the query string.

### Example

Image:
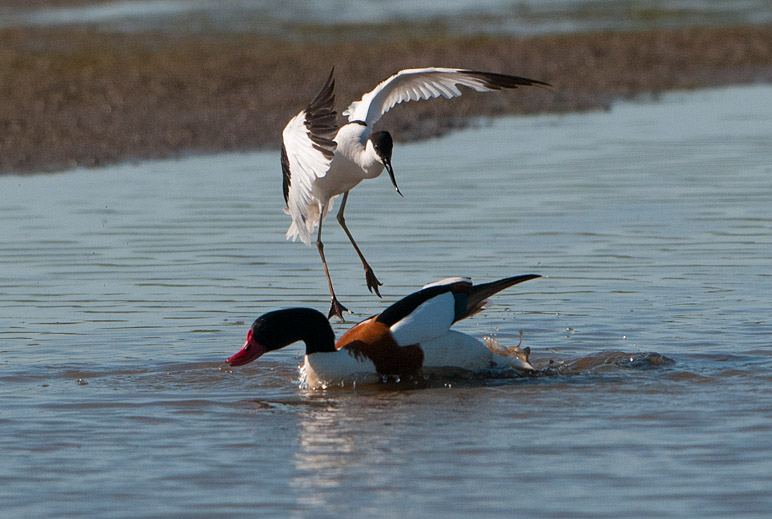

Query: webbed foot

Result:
[328,296,350,322]
[364,265,383,298]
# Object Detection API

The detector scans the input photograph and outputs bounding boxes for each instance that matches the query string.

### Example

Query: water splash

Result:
[483,332,533,371]
[543,351,675,377]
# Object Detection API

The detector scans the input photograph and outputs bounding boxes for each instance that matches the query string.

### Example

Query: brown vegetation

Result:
[1,25,771,173]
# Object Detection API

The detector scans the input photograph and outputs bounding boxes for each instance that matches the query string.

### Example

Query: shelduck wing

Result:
[463,274,541,320]
[422,276,471,289]
[375,274,540,347]
[376,281,463,347]
[282,69,338,244]
[343,67,551,127]
[387,291,457,347]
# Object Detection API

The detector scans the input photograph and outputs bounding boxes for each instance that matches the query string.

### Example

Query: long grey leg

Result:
[316,205,349,321]
[336,191,383,297]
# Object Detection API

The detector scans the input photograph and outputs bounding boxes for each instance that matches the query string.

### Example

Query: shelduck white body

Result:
[301,330,528,389]
[226,274,540,388]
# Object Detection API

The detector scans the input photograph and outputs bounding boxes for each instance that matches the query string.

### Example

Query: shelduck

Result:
[281,68,551,320]
[226,274,540,387]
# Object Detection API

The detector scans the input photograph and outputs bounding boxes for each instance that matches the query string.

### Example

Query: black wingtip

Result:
[463,274,541,320]
[308,68,336,112]
[303,67,339,159]
[464,70,553,91]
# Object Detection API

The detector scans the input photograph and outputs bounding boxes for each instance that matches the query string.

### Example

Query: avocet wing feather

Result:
[343,67,550,126]
[282,69,338,245]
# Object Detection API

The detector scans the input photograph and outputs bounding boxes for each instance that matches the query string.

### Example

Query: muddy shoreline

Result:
[2,24,772,174]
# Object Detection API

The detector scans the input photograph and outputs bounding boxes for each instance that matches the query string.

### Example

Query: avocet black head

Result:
[280,67,551,321]
[369,130,400,196]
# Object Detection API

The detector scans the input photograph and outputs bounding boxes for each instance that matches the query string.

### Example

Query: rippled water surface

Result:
[4,0,772,35]
[2,85,772,518]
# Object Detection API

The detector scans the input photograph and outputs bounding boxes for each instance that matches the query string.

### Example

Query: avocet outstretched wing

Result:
[282,69,338,245]
[342,67,551,126]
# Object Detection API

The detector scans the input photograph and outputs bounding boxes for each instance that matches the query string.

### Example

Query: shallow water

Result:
[2,85,772,518]
[3,0,772,36]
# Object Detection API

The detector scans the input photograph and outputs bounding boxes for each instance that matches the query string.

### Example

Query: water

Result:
[2,85,772,517]
[3,0,772,35]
